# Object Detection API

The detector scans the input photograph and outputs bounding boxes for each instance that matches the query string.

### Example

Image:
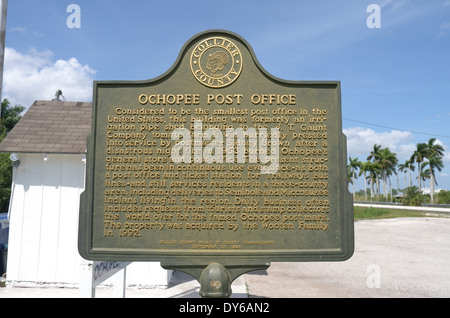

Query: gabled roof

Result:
[0,100,92,154]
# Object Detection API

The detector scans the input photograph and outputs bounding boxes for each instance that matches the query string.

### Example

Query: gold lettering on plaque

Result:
[190,37,243,88]
[101,98,333,243]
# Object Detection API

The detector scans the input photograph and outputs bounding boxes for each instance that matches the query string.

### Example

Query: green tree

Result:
[424,138,445,203]
[367,144,382,162]
[418,162,430,189]
[377,147,398,200]
[427,154,444,203]
[358,161,372,201]
[407,160,415,188]
[437,190,450,204]
[348,157,361,200]
[426,138,445,158]
[410,143,428,191]
[0,99,25,211]
[398,160,414,190]
[0,153,12,211]
[367,144,382,199]
[398,161,408,189]
[402,186,426,206]
[1,98,25,137]
[367,161,381,199]
[367,145,398,200]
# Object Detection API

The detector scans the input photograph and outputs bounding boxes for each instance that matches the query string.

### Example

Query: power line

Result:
[343,117,450,140]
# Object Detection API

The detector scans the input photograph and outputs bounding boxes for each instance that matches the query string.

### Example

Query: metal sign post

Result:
[0,0,7,107]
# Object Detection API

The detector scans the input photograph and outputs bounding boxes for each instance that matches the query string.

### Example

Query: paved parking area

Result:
[245,217,450,298]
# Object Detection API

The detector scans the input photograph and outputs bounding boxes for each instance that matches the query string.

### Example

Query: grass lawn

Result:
[353,206,444,220]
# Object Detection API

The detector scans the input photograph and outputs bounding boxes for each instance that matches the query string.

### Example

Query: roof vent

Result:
[53,90,66,101]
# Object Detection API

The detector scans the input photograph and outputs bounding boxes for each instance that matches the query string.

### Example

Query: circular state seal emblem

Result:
[190,37,243,88]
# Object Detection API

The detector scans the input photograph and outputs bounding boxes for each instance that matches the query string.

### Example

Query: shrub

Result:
[437,190,450,204]
[401,186,428,206]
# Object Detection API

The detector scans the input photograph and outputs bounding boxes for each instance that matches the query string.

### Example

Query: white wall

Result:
[7,153,170,286]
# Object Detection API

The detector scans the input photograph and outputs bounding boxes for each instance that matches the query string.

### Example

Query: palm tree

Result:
[407,160,415,188]
[367,144,382,162]
[425,138,445,202]
[410,143,428,191]
[348,157,361,199]
[387,168,396,199]
[398,161,408,190]
[428,154,444,203]
[367,162,381,199]
[359,161,372,201]
[426,138,444,158]
[367,144,382,199]
[418,162,431,191]
[377,147,398,200]
[398,160,415,191]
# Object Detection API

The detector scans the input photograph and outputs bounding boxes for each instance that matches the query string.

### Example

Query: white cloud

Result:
[3,47,96,107]
[435,139,450,164]
[344,127,450,190]
[344,127,450,164]
[443,152,450,164]
[343,127,415,162]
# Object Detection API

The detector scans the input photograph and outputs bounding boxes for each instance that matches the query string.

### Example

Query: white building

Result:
[0,100,171,287]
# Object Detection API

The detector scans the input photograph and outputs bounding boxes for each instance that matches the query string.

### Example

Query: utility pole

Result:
[0,0,7,118]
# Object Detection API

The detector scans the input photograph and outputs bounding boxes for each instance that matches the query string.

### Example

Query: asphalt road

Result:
[244,217,450,298]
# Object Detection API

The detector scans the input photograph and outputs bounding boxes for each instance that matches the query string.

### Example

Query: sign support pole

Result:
[161,261,270,298]
[0,0,7,108]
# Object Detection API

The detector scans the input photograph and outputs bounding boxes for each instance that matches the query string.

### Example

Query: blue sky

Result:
[3,0,450,191]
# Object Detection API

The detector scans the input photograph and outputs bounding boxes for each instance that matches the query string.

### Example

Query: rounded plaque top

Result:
[190,36,243,88]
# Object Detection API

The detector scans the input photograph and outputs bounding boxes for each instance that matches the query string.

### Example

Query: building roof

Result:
[0,100,92,154]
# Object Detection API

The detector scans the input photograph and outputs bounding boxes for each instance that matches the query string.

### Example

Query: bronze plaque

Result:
[78,30,354,263]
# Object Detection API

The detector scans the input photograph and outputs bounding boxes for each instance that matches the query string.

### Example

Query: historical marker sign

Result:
[78,30,354,265]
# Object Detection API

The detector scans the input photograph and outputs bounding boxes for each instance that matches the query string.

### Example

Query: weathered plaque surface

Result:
[78,30,354,264]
